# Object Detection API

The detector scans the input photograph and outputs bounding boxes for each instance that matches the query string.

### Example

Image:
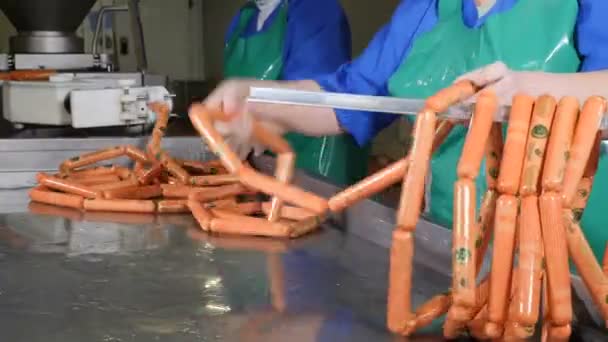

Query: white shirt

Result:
[255,0,282,31]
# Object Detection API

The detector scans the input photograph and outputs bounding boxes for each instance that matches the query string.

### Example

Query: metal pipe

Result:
[91,5,128,56]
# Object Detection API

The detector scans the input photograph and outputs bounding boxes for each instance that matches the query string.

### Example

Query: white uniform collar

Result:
[254,0,282,31]
[476,0,497,17]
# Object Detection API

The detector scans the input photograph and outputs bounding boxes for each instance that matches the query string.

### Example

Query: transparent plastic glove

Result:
[251,120,288,156]
[214,109,255,160]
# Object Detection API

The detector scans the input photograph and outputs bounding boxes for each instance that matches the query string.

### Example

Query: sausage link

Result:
[603,243,608,276]
[37,173,101,199]
[125,145,150,164]
[457,91,498,179]
[29,188,84,209]
[157,200,189,213]
[547,325,572,341]
[387,230,415,333]
[515,196,543,326]
[203,198,238,209]
[91,179,139,192]
[488,195,519,324]
[452,179,477,308]
[161,184,193,198]
[288,215,324,238]
[443,316,465,340]
[209,217,291,238]
[114,166,133,180]
[189,105,243,173]
[475,189,498,275]
[75,174,121,186]
[68,166,116,178]
[562,96,607,207]
[267,152,296,222]
[252,121,293,154]
[539,192,572,325]
[425,80,477,113]
[138,163,164,185]
[161,153,191,184]
[190,174,239,186]
[262,202,316,221]
[177,159,226,175]
[397,109,436,230]
[519,95,557,196]
[104,185,162,200]
[485,123,504,189]
[189,184,248,203]
[62,146,126,170]
[467,305,489,340]
[401,293,451,336]
[584,133,601,178]
[83,199,156,213]
[211,202,261,217]
[187,199,214,231]
[497,94,535,195]
[238,166,328,214]
[542,97,579,191]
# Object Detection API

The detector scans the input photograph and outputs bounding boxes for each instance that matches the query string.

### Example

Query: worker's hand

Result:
[204,79,256,118]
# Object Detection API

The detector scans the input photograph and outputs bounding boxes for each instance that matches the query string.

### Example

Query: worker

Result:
[222,0,368,186]
[206,0,608,258]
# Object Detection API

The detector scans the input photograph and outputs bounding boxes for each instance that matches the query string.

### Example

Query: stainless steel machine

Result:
[0,0,171,132]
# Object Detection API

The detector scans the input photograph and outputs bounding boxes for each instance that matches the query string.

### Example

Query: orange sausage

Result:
[485,123,504,189]
[113,166,132,180]
[209,217,291,238]
[188,199,214,231]
[387,230,415,333]
[91,178,139,192]
[432,120,457,153]
[138,163,164,185]
[488,195,518,325]
[189,184,248,202]
[68,166,116,178]
[125,145,149,164]
[457,91,498,179]
[103,185,162,200]
[542,97,579,191]
[203,198,238,209]
[571,177,593,222]
[161,184,193,198]
[401,293,451,336]
[289,215,324,238]
[563,209,608,320]
[189,105,243,173]
[547,325,572,342]
[74,174,122,186]
[475,189,498,275]
[515,196,543,326]
[397,109,437,230]
[562,96,607,207]
[584,133,601,178]
[451,179,477,308]
[603,243,608,276]
[468,305,490,340]
[252,121,293,154]
[29,188,84,209]
[497,94,535,195]
[157,200,189,213]
[62,146,126,170]
[211,202,262,217]
[83,199,156,213]
[267,152,296,222]
[539,192,572,326]
[442,317,464,340]
[425,80,477,113]
[177,159,226,175]
[519,95,557,196]
[261,202,316,221]
[190,174,239,186]
[37,173,100,199]
[238,166,329,214]
[161,153,191,184]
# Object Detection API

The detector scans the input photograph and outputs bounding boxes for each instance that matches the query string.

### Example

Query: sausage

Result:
[91,178,139,192]
[584,133,601,178]
[160,153,191,184]
[189,184,248,202]
[603,243,608,276]
[497,94,535,195]
[187,199,214,231]
[451,179,477,308]
[252,121,293,154]
[177,159,226,175]
[487,196,518,324]
[62,146,126,170]
[190,174,239,186]
[563,209,608,320]
[547,325,572,342]
[125,145,149,164]
[267,152,296,222]
[203,198,238,209]
[74,174,122,186]
[425,80,477,113]
[539,192,572,325]
[209,217,291,238]
[475,189,498,275]
[68,166,116,178]
[571,177,593,222]
[401,293,451,336]
[503,321,535,340]
[329,159,408,213]
[442,316,464,340]
[468,305,490,340]
[157,200,189,213]
[387,230,415,333]
[113,166,133,180]
[432,120,457,153]
[211,202,262,217]
[289,215,324,238]
[485,123,504,189]
[519,95,557,196]
[238,166,329,214]
[37,173,101,199]
[147,102,170,156]
[457,91,498,180]
[515,195,543,326]
[261,202,316,221]
[542,97,579,191]
[397,109,437,230]
[189,105,243,173]
[161,184,193,198]
[28,202,83,221]
[83,199,156,213]
[138,162,164,185]
[103,185,162,200]
[447,303,475,324]
[562,96,607,207]
[29,189,84,209]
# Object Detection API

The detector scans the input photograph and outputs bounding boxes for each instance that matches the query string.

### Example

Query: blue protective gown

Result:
[225,0,352,80]
[316,0,608,146]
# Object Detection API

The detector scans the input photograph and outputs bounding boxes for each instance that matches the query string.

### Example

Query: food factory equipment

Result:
[0,0,171,130]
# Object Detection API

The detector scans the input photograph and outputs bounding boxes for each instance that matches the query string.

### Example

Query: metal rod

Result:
[91,6,128,56]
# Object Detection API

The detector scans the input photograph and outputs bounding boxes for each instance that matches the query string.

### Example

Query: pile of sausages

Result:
[28,103,322,240]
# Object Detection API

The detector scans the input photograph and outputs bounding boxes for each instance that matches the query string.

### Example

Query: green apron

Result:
[224,0,368,186]
[387,0,580,228]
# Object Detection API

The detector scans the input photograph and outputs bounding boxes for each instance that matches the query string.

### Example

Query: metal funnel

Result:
[0,0,98,53]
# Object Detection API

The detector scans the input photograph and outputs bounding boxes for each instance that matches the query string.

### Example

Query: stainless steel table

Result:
[0,137,604,342]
